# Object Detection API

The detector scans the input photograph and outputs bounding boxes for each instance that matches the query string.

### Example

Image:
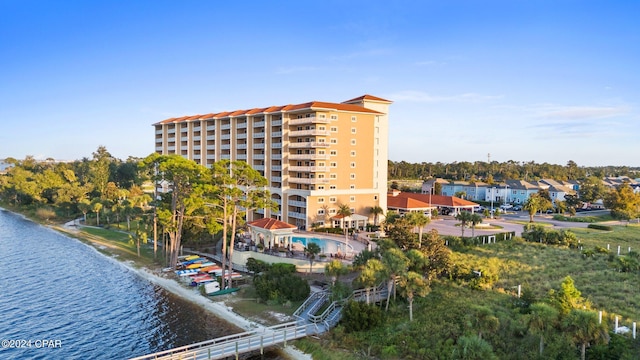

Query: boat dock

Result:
[130,285,387,360]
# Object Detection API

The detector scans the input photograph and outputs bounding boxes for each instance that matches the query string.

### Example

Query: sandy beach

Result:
[58,219,312,359]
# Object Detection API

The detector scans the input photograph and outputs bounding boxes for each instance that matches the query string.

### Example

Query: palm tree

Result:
[469,305,500,340]
[369,205,384,226]
[406,212,430,248]
[528,302,559,357]
[337,204,353,252]
[455,211,473,238]
[523,193,552,223]
[356,258,385,304]
[325,259,349,286]
[398,271,430,321]
[470,213,483,239]
[91,199,103,226]
[563,309,609,360]
[305,242,321,274]
[381,248,409,311]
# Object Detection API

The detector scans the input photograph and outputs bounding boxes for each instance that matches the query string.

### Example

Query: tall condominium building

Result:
[153,94,390,230]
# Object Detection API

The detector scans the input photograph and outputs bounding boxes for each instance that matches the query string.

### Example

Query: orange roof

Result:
[342,94,392,104]
[152,95,386,125]
[248,217,297,230]
[387,195,431,210]
[389,192,478,208]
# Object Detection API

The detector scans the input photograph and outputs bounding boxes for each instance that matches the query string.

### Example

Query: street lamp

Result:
[490,186,494,219]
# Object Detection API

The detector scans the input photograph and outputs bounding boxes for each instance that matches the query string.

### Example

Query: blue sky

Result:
[1,1,638,166]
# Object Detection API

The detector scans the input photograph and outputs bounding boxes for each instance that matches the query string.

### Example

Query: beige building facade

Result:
[153,95,390,230]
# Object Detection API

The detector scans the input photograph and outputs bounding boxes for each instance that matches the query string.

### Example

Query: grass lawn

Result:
[457,224,640,322]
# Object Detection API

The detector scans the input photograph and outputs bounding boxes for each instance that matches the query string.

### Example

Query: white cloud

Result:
[386,90,503,103]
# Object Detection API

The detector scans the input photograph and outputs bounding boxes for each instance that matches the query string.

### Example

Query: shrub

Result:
[253,263,309,302]
[588,224,613,231]
[340,300,383,332]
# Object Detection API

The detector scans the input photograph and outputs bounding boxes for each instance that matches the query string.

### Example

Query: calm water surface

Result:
[0,210,284,359]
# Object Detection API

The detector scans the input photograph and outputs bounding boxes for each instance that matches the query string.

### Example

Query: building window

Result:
[350,162,356,168]
[351,127,356,134]
[318,174,325,178]
[330,138,337,144]
[319,126,326,130]
[350,196,355,202]
[329,208,336,214]
[319,114,326,119]
[329,197,337,203]
[350,150,356,157]
[350,173,356,179]
[330,115,338,120]
[330,126,338,132]
[330,162,337,167]
[351,116,357,122]
[350,139,356,145]
[374,195,378,200]
[330,185,336,190]
[318,162,325,166]
[330,174,337,179]
[319,150,325,154]
[318,185,324,190]
[318,138,325,143]
[317,209,325,215]
[330,150,337,156]
[318,198,325,203]
[350,184,355,189]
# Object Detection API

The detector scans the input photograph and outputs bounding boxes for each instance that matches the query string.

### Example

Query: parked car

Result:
[512,205,522,211]
[499,204,513,210]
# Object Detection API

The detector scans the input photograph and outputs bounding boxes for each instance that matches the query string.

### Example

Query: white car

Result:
[499,204,513,210]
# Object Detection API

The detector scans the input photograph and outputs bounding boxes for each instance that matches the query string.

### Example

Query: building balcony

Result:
[206,154,216,160]
[272,131,282,137]
[288,154,330,160]
[167,146,176,151]
[289,129,329,137]
[288,211,307,220]
[167,128,176,134]
[288,117,331,125]
[206,125,216,131]
[237,154,247,160]
[289,166,327,172]
[220,144,231,150]
[155,129,163,135]
[253,121,265,127]
[253,165,265,171]
[221,124,231,130]
[221,154,231,160]
[271,154,282,160]
[272,119,282,126]
[288,177,330,185]
[193,145,201,150]
[168,137,176,142]
[271,176,282,183]
[288,142,330,149]
[253,154,265,160]
[155,145,163,151]
[236,144,247,150]
[272,142,282,149]
[237,123,247,129]
[289,200,307,208]
[253,143,265,149]
[193,154,201,160]
[220,134,231,140]
[193,126,201,132]
[253,132,265,138]
[193,136,201,141]
[155,138,162,143]
[272,198,282,205]
[206,135,215,140]
[237,133,247,139]
[181,128,189,133]
[272,165,282,171]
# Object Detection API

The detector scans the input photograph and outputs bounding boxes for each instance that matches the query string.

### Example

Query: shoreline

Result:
[1,206,311,360]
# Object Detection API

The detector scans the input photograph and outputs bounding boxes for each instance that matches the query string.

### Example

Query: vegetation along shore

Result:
[2,150,640,359]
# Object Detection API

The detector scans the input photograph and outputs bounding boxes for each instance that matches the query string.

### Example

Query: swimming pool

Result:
[290,235,354,256]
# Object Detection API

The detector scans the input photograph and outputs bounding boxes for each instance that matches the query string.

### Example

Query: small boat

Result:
[186,263,203,269]
[190,274,214,286]
[184,255,200,261]
[175,269,199,277]
[199,262,216,267]
[204,281,240,296]
[199,265,222,274]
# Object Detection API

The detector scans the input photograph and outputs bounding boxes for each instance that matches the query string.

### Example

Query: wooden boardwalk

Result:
[130,285,387,360]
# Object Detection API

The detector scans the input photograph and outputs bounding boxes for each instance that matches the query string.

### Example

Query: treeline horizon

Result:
[389,159,640,181]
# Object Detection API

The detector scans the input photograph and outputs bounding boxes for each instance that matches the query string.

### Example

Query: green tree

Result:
[468,305,500,340]
[523,193,552,222]
[386,216,417,250]
[604,183,640,221]
[78,198,91,222]
[563,309,609,360]
[337,203,353,247]
[528,302,560,356]
[405,211,430,248]
[325,259,349,286]
[355,258,385,304]
[469,213,483,239]
[420,229,452,281]
[305,242,321,274]
[398,271,430,321]
[90,146,114,197]
[369,205,384,226]
[550,276,587,315]
[452,335,497,360]
[381,248,409,311]
[579,176,607,203]
[91,199,103,226]
[455,211,473,237]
